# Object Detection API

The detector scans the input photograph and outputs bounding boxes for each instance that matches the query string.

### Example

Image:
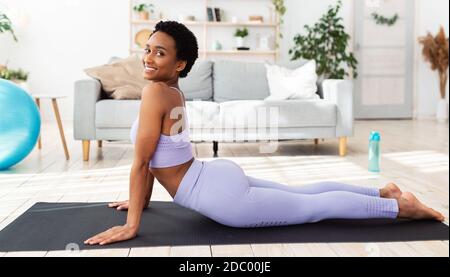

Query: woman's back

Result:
[130,84,195,198]
[130,86,193,169]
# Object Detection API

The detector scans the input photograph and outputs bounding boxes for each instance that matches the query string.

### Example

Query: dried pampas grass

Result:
[418,26,449,99]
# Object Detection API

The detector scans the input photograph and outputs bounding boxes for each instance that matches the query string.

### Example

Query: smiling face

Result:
[142,31,187,83]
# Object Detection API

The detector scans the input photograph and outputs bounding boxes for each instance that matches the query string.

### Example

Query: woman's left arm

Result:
[84,83,165,246]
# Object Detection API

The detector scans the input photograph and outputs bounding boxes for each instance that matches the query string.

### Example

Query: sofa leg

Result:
[339,137,347,157]
[314,139,319,145]
[98,140,102,148]
[213,141,219,157]
[83,140,90,161]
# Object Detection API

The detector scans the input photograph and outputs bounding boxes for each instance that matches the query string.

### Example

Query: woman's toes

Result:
[399,192,446,221]
[430,209,445,221]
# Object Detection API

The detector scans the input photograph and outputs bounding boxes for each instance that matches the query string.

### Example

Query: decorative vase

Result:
[212,40,222,51]
[139,11,149,20]
[436,98,449,123]
[235,37,244,48]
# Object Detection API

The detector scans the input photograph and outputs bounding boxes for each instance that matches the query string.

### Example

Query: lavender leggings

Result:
[174,159,399,228]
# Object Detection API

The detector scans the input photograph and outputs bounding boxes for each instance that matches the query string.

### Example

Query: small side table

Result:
[33,94,70,160]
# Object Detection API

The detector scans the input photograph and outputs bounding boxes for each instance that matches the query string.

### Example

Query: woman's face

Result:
[142,31,186,82]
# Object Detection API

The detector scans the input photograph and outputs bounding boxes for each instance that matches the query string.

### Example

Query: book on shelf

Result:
[214,7,221,22]
[206,7,215,22]
[207,7,222,22]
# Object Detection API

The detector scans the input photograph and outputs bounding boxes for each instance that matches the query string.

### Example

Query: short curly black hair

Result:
[150,21,199,78]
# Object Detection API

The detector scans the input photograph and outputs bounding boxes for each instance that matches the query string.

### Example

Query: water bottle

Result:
[368,131,381,172]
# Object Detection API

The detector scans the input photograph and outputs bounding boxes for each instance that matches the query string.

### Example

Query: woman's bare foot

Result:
[398,192,445,221]
[380,183,402,200]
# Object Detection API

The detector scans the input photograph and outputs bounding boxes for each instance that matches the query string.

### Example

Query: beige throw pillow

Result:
[84,54,149,100]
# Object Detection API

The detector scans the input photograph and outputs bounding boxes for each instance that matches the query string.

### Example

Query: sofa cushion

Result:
[96,100,140,128]
[219,100,336,128]
[213,60,269,102]
[265,60,319,101]
[213,60,310,103]
[180,60,213,101]
[96,99,219,130]
[85,55,149,100]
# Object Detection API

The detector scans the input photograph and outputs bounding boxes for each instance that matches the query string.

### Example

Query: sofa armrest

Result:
[73,78,102,140]
[322,79,354,137]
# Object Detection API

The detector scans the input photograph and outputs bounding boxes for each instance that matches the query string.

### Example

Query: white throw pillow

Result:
[264,60,319,101]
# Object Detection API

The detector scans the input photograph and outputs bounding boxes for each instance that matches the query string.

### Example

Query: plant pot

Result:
[139,11,149,20]
[235,37,245,48]
[436,98,449,123]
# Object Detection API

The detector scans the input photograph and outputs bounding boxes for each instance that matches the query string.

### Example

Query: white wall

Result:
[0,0,129,122]
[0,0,448,121]
[414,0,449,119]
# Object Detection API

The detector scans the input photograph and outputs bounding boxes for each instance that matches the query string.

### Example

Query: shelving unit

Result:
[129,0,280,61]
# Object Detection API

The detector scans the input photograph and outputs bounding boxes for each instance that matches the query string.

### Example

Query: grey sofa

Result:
[74,59,353,161]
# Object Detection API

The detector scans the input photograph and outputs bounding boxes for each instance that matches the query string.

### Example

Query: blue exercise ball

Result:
[0,79,41,170]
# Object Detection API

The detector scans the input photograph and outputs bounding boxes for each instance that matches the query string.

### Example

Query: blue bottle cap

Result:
[369,131,380,141]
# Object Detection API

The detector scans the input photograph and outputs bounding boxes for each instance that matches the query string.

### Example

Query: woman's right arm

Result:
[144,170,155,206]
[108,171,154,210]
[85,83,165,245]
[125,83,165,229]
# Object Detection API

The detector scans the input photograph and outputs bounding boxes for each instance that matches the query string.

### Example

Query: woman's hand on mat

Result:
[108,200,130,211]
[108,199,150,211]
[84,224,138,246]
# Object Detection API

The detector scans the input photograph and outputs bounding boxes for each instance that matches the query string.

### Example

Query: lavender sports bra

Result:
[129,86,194,168]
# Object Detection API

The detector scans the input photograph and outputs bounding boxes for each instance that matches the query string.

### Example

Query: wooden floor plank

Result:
[169,246,212,257]
[128,246,171,257]
[211,244,254,257]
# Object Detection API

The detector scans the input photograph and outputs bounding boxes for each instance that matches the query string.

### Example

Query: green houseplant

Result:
[133,3,155,20]
[288,0,357,79]
[234,27,248,48]
[0,67,29,81]
[0,11,17,42]
[234,27,248,38]
[0,66,30,93]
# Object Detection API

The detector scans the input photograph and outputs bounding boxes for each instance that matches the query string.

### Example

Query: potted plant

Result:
[0,67,30,93]
[133,3,155,20]
[234,27,248,48]
[0,11,18,41]
[418,26,449,123]
[288,0,357,80]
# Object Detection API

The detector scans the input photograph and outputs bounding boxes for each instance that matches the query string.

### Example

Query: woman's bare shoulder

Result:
[142,82,166,95]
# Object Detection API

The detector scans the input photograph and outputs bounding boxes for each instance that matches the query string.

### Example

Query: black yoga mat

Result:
[0,201,448,252]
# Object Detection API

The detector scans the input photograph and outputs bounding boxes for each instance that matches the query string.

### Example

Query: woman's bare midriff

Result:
[149,83,194,199]
[150,158,194,199]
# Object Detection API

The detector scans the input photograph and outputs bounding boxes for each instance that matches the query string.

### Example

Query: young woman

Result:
[85,21,445,246]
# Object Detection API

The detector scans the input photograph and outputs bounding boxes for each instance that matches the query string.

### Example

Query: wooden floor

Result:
[0,119,448,257]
